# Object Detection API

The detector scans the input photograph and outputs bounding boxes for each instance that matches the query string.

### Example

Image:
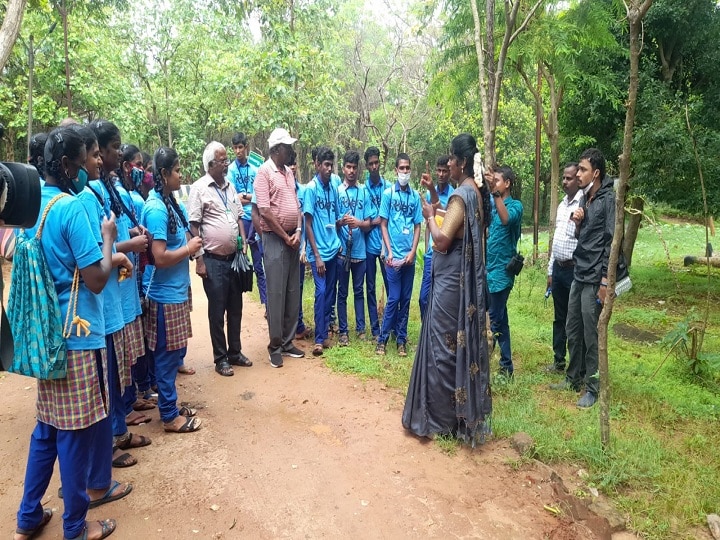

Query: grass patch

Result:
[289,220,719,539]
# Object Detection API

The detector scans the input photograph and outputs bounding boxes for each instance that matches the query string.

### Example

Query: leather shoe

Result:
[577,392,597,408]
[215,360,234,377]
[228,353,253,367]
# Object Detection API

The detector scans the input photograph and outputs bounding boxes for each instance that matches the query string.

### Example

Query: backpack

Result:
[7,194,71,379]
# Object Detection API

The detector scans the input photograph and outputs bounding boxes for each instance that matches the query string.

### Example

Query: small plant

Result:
[434,433,459,456]
[658,309,720,380]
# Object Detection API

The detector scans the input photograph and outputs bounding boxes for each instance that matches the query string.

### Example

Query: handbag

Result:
[7,194,72,379]
[505,252,525,276]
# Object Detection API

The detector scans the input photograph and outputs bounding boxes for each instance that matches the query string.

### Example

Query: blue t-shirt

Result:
[337,182,370,259]
[228,159,257,219]
[25,185,105,351]
[425,183,455,253]
[379,182,423,260]
[303,178,341,263]
[141,191,190,304]
[130,190,145,222]
[77,186,124,335]
[487,196,523,293]
[296,182,306,241]
[364,177,390,256]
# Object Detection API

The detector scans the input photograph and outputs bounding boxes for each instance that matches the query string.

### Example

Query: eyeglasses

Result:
[213,158,230,165]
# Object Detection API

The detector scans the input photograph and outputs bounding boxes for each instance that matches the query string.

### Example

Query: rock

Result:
[510,432,535,457]
[708,514,720,540]
[589,499,626,533]
[209,504,220,512]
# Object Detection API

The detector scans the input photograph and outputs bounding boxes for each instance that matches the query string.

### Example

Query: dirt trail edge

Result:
[1,272,585,539]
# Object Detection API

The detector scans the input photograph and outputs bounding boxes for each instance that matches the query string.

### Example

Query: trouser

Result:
[379,263,415,345]
[243,219,267,305]
[106,334,129,438]
[489,286,514,373]
[566,280,601,396]
[154,303,184,423]
[297,262,307,333]
[263,232,301,355]
[132,341,156,394]
[337,257,367,335]
[418,250,433,320]
[17,419,102,539]
[551,262,575,369]
[311,255,339,345]
[201,256,244,365]
[87,349,112,492]
[366,252,388,337]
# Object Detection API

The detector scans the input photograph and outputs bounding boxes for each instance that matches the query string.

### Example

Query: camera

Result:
[0,162,42,228]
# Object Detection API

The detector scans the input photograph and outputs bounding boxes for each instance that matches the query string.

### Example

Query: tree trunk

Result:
[61,0,72,116]
[0,0,28,72]
[546,71,561,257]
[597,0,654,449]
[623,195,644,266]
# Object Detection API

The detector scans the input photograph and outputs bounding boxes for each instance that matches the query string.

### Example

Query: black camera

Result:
[0,162,42,228]
[505,252,525,276]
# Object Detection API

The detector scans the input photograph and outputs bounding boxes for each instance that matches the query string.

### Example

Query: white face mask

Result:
[582,183,593,196]
[397,172,411,186]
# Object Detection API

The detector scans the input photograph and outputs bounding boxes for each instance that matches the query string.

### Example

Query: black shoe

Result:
[577,392,597,408]
[549,380,579,392]
[215,360,234,377]
[544,364,566,374]
[282,345,305,358]
[269,353,283,368]
[498,368,514,379]
[228,353,253,367]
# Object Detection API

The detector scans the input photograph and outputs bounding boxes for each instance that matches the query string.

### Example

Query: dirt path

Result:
[1,273,586,539]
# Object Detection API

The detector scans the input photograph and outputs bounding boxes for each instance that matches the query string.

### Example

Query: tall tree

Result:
[0,0,28,71]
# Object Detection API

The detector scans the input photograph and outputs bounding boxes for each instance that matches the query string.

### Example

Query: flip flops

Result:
[164,416,202,433]
[57,481,133,509]
[125,411,152,426]
[132,398,156,411]
[64,519,116,540]
[114,432,152,450]
[15,508,52,539]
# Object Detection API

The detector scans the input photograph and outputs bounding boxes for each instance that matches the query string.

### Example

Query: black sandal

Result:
[214,360,234,377]
[164,416,202,433]
[178,406,197,417]
[15,508,52,539]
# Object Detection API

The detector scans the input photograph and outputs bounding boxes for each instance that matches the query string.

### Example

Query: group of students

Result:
[14,120,202,540]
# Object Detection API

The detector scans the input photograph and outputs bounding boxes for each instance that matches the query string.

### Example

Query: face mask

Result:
[397,172,411,186]
[69,166,89,194]
[131,166,145,188]
[582,183,593,196]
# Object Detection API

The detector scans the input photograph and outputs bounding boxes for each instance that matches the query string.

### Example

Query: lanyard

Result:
[393,185,413,230]
[236,161,249,193]
[343,184,361,236]
[369,179,383,210]
[213,184,229,210]
[317,178,334,222]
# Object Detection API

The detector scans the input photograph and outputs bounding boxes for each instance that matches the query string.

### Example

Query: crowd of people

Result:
[10,120,620,538]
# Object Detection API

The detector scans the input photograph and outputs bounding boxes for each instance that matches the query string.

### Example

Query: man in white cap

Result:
[254,128,305,368]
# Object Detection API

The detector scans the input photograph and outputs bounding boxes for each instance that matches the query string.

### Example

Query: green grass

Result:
[296,219,720,540]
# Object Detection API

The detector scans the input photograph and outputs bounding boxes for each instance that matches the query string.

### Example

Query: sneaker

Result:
[577,392,597,408]
[338,333,349,347]
[549,380,579,392]
[375,342,386,355]
[269,353,283,368]
[397,343,407,357]
[282,345,305,358]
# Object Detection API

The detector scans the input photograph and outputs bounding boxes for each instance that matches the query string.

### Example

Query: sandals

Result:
[228,354,253,367]
[338,334,349,347]
[125,411,152,426]
[64,519,117,540]
[132,398,156,411]
[312,344,324,356]
[215,360,234,377]
[111,449,137,468]
[164,416,202,433]
[177,364,196,375]
[114,432,152,450]
[178,406,197,417]
[15,508,52,539]
[59,481,133,509]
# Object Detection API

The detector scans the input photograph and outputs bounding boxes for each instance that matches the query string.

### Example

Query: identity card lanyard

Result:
[319,180,335,230]
[213,185,235,224]
[394,185,413,235]
[345,184,360,237]
[237,162,249,193]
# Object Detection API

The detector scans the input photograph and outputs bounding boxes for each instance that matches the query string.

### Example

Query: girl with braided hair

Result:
[140,147,203,433]
[14,127,118,540]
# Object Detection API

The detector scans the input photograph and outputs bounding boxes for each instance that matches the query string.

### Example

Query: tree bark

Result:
[623,195,644,266]
[597,0,654,449]
[0,0,28,72]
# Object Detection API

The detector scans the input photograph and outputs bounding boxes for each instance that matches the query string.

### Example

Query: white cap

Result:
[267,128,297,149]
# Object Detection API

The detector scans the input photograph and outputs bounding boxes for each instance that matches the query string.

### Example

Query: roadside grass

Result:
[304,219,720,539]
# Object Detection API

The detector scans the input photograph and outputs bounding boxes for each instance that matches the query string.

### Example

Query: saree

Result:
[402,184,492,446]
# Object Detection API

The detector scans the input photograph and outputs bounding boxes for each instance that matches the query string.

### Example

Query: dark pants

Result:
[297,262,307,334]
[418,250,433,320]
[201,256,244,365]
[263,232,301,356]
[489,286,513,374]
[379,263,414,345]
[551,262,575,369]
[366,252,388,337]
[154,303,184,423]
[106,334,129,438]
[566,280,601,395]
[87,349,112,493]
[242,219,267,305]
[310,256,338,345]
[337,257,367,335]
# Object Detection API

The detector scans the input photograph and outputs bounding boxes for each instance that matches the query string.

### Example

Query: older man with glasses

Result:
[188,141,250,377]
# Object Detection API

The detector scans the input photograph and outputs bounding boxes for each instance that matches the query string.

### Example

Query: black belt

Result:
[556,259,575,268]
[204,251,235,262]
[266,230,296,237]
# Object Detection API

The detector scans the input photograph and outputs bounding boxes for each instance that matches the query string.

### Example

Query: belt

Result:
[556,259,575,268]
[204,251,235,262]
[266,230,296,237]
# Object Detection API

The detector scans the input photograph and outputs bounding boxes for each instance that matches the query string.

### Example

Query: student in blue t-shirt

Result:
[228,132,267,308]
[289,151,312,340]
[336,151,372,346]
[376,153,423,357]
[362,146,391,339]
[304,146,341,357]
[418,155,454,319]
[15,127,119,540]
[141,147,204,434]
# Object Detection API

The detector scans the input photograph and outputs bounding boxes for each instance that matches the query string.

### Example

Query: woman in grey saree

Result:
[402,133,492,446]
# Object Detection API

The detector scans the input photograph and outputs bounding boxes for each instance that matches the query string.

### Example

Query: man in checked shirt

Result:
[546,162,582,374]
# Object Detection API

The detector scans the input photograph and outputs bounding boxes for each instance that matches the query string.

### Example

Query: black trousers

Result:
[551,262,575,369]
[201,256,243,364]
